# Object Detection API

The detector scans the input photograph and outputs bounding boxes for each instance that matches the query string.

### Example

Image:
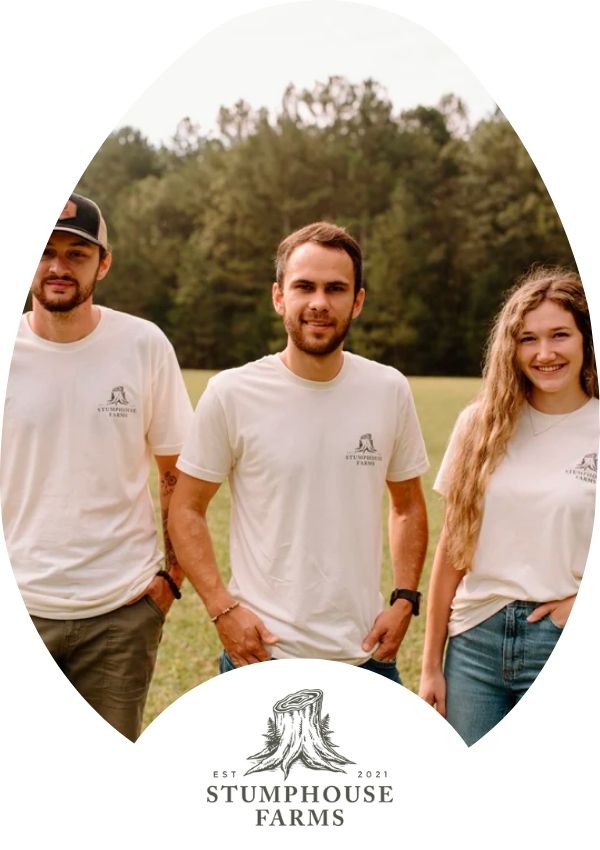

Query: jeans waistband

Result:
[504,601,540,612]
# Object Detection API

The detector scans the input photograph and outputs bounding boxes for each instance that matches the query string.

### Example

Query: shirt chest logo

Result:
[97,386,138,419]
[566,452,597,484]
[345,432,383,467]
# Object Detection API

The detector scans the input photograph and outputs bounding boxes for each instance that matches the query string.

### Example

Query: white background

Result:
[0,1,598,847]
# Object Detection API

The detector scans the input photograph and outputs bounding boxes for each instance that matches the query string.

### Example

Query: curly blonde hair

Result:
[444,266,597,572]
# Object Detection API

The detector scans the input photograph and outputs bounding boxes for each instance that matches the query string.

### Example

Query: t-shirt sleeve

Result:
[386,377,430,481]
[147,339,193,456]
[433,405,476,496]
[176,380,233,483]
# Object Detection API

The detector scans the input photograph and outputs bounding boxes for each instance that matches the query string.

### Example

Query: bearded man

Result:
[1,193,192,739]
[169,222,428,681]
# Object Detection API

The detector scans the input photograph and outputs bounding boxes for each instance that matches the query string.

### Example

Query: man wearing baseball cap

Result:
[1,192,193,741]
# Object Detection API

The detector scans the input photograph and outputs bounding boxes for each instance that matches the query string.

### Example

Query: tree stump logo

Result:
[345,433,382,466]
[245,689,354,779]
[576,452,597,473]
[355,433,376,453]
[107,386,129,405]
[97,386,137,418]
[567,452,597,484]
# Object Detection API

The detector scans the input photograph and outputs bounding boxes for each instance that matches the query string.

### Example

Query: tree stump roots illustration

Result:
[245,688,354,778]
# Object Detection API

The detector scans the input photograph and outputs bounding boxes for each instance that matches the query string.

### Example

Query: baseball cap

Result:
[54,193,108,251]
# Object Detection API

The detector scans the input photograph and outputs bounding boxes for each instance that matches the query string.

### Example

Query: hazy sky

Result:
[120,3,496,146]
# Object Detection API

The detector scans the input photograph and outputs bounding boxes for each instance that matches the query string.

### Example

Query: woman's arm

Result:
[419,521,465,717]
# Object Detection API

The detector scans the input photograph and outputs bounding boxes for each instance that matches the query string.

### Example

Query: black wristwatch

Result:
[389,588,421,616]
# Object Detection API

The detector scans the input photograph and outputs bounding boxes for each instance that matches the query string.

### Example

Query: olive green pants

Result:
[31,595,164,741]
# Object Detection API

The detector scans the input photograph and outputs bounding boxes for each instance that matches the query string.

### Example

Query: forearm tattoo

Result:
[160,469,178,499]
[162,510,178,569]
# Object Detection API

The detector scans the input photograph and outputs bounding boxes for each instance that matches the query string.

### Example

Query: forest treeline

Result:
[77,77,575,374]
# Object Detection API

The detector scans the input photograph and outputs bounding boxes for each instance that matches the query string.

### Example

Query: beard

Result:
[283,307,354,356]
[32,274,97,313]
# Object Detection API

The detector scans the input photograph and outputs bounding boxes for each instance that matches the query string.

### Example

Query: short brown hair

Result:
[275,222,363,295]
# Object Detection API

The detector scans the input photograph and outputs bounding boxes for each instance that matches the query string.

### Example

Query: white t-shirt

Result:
[435,398,599,636]
[1,307,193,619]
[178,351,429,663]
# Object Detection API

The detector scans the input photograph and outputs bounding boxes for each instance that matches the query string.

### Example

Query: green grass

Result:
[143,371,481,728]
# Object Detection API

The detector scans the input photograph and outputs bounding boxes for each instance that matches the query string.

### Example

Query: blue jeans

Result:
[444,601,563,746]
[218,651,402,683]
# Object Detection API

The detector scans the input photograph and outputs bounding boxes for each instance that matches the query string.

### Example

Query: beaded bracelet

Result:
[211,600,240,623]
[156,569,182,600]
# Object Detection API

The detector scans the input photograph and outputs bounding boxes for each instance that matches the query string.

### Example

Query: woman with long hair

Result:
[419,267,598,745]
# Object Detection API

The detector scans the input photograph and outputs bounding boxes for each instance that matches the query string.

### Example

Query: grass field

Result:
[143,370,481,728]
